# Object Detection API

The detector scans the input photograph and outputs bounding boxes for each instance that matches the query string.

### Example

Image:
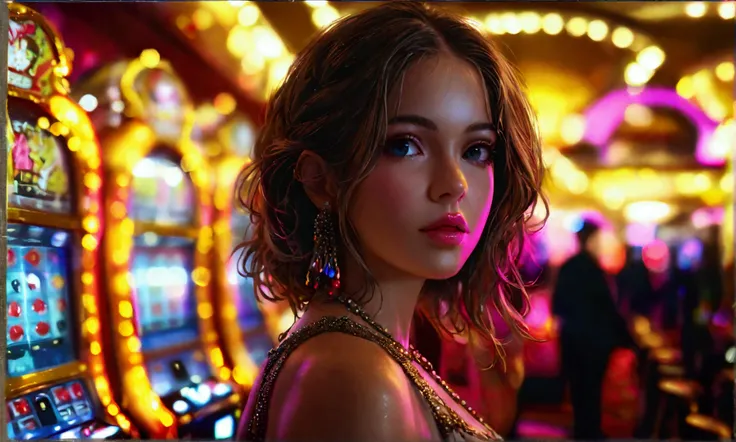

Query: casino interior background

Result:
[4,1,734,440]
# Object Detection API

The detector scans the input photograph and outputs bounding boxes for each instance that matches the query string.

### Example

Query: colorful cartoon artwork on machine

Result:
[134,68,189,141]
[130,155,194,226]
[6,223,76,378]
[8,18,57,95]
[8,100,71,213]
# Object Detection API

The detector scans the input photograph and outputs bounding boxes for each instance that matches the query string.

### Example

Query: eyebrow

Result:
[387,114,496,133]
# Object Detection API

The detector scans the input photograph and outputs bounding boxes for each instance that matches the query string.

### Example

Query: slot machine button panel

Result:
[73,402,91,416]
[51,386,72,404]
[33,395,57,426]
[69,381,85,400]
[58,405,76,420]
[11,398,31,417]
[19,416,39,431]
[7,379,97,439]
[212,382,232,397]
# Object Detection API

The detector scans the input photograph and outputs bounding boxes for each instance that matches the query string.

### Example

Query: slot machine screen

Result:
[229,209,273,366]
[130,155,194,226]
[130,235,210,396]
[6,224,76,378]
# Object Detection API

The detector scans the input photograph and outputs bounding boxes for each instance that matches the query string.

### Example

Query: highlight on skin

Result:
[234,1,548,362]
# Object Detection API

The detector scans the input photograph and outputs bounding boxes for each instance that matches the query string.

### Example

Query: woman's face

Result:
[350,52,496,281]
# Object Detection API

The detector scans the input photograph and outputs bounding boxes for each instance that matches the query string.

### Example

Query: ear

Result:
[294,150,337,207]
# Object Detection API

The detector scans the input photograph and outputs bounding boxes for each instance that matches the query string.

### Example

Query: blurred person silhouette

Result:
[552,219,635,440]
[616,246,655,319]
[657,245,681,331]
[682,233,719,380]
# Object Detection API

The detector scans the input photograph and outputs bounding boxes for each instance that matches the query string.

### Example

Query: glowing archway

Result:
[582,87,721,166]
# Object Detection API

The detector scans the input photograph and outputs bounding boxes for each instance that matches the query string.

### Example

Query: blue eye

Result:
[384,137,422,158]
[463,144,494,165]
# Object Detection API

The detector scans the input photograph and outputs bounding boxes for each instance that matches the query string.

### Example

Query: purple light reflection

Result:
[583,87,722,166]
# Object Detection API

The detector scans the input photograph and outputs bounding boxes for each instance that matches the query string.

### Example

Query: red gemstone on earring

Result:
[331,279,341,290]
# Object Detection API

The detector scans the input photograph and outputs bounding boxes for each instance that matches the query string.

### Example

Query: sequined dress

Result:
[241,315,502,442]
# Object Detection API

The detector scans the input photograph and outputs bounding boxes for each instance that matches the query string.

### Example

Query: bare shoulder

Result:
[265,332,433,442]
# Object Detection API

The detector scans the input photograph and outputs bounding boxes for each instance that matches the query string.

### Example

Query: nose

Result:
[428,159,467,204]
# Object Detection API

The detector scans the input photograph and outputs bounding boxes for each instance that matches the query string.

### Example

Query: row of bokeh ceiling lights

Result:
[208,1,734,98]
[185,3,733,142]
[304,1,666,88]
[684,1,736,19]
[179,1,733,218]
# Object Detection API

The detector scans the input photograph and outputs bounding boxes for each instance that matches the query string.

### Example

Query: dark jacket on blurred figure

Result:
[616,249,655,318]
[552,221,634,440]
[553,249,633,354]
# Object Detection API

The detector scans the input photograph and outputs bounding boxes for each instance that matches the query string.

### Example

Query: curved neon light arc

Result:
[582,87,722,166]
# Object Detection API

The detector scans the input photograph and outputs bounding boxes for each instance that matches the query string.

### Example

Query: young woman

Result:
[235,2,545,441]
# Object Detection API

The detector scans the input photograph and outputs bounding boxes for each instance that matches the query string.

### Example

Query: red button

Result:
[9,325,24,342]
[8,302,21,317]
[32,299,46,314]
[52,387,72,404]
[35,322,50,337]
[22,418,37,430]
[70,382,85,399]
[12,398,31,416]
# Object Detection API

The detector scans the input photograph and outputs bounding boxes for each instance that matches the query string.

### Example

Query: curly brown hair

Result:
[235,1,547,359]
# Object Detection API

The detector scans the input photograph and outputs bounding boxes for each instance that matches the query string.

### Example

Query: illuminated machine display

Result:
[199,111,283,391]
[5,5,135,440]
[72,53,240,439]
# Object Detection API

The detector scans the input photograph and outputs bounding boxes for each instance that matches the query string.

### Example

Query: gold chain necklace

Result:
[335,295,495,435]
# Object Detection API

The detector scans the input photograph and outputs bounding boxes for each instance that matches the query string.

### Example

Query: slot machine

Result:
[206,113,289,391]
[5,4,136,440]
[72,54,241,439]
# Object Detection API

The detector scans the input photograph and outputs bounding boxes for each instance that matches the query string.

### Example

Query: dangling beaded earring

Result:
[305,202,341,296]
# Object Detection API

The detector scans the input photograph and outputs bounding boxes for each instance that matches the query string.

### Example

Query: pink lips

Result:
[419,213,469,246]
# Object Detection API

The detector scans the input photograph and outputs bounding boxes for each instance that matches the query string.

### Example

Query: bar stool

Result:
[685,413,732,440]
[713,368,734,425]
[654,378,702,439]
[658,364,686,377]
[635,348,682,437]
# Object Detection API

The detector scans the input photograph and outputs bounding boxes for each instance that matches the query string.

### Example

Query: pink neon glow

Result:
[691,206,725,228]
[625,223,656,247]
[643,239,670,273]
[583,87,722,166]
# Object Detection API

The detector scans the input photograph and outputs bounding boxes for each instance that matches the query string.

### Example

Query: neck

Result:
[313,254,424,348]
